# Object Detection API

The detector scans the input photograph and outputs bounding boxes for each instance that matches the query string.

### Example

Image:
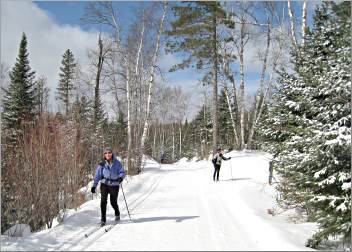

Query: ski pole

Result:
[230,159,233,180]
[120,184,132,221]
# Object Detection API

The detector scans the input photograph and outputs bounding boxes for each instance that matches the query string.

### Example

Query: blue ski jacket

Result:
[93,155,126,187]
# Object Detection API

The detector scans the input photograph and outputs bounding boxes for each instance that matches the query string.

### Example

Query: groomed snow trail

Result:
[1,151,316,251]
[83,151,316,251]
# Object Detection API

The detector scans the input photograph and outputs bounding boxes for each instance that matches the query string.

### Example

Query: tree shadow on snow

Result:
[219,178,252,182]
[130,215,199,224]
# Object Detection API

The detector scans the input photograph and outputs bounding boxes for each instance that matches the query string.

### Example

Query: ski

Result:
[84,225,102,238]
[104,221,119,232]
[85,219,126,237]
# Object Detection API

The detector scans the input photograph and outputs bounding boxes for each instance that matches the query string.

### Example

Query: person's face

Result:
[104,151,112,160]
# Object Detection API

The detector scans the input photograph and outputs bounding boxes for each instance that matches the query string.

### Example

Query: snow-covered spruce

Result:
[260,2,351,249]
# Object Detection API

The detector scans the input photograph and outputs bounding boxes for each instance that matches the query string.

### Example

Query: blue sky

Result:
[35,1,144,31]
[34,0,316,82]
[2,1,318,119]
[33,1,207,117]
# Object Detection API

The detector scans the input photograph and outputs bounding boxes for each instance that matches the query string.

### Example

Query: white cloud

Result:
[1,0,98,111]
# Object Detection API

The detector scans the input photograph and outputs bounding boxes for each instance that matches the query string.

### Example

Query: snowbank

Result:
[4,224,31,237]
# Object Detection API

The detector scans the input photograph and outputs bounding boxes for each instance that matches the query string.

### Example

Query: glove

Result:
[229,157,231,160]
[91,187,96,194]
[117,177,123,183]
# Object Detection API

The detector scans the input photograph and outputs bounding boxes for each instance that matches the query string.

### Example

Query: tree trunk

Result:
[287,0,298,48]
[211,9,219,155]
[222,49,239,149]
[139,2,167,172]
[230,73,240,138]
[247,21,271,149]
[224,85,239,148]
[301,1,307,46]
[93,32,104,131]
[239,19,245,149]
[127,17,145,175]
[125,58,133,175]
[247,28,283,150]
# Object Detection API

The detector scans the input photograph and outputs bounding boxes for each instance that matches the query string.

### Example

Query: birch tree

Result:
[82,2,132,172]
[288,0,308,47]
[287,0,298,49]
[226,2,254,149]
[138,1,167,173]
[301,1,307,45]
[246,19,271,149]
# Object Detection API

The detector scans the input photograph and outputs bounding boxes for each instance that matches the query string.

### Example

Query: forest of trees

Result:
[1,1,350,248]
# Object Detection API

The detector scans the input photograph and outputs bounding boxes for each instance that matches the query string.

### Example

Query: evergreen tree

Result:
[57,49,76,115]
[190,105,212,158]
[180,118,194,159]
[2,33,36,140]
[71,95,92,127]
[1,33,37,232]
[93,93,107,132]
[218,88,233,148]
[166,2,228,155]
[261,2,351,248]
[71,95,95,177]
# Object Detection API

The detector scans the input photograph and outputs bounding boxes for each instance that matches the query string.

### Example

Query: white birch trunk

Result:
[126,19,145,175]
[224,85,239,148]
[135,19,145,77]
[211,10,219,155]
[251,57,280,141]
[125,58,132,174]
[247,35,283,149]
[230,72,240,143]
[139,2,167,171]
[247,21,271,149]
[287,0,298,48]
[301,1,307,45]
[229,10,240,140]
[239,19,245,150]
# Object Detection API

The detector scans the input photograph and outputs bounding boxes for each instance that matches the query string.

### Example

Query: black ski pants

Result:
[213,164,221,181]
[100,183,120,222]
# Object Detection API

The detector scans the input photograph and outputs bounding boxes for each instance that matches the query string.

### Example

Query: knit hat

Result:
[104,147,112,153]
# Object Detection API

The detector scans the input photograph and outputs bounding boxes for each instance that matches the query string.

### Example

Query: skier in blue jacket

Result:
[91,147,126,226]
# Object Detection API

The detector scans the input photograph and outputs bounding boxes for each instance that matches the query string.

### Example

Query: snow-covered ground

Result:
[1,151,317,251]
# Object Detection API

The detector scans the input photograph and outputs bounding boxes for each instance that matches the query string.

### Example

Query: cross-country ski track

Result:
[1,151,317,251]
